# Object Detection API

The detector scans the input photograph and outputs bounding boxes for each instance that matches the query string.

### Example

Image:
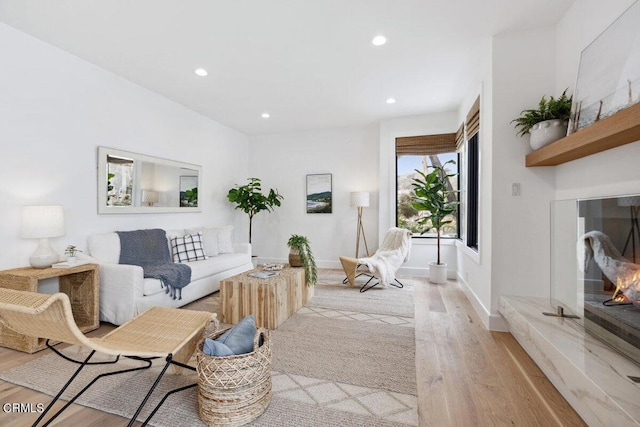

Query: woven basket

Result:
[196,324,272,427]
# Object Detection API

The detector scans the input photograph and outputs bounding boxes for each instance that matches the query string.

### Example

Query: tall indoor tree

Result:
[227,177,283,244]
[411,160,459,284]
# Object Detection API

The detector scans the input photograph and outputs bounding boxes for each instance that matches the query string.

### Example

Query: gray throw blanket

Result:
[116,228,191,300]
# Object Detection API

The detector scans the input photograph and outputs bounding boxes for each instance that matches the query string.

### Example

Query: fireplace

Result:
[552,194,640,366]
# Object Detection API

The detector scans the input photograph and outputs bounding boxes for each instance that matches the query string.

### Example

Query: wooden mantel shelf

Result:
[525,102,640,167]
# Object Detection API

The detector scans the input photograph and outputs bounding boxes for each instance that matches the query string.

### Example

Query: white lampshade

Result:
[350,191,370,208]
[142,190,159,204]
[21,205,65,269]
[617,196,640,207]
[21,205,65,238]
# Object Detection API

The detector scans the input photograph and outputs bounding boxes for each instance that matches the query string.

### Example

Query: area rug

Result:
[271,314,415,394]
[0,272,417,426]
[307,276,415,318]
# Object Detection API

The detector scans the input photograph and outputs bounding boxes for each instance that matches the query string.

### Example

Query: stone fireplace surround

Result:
[500,296,640,426]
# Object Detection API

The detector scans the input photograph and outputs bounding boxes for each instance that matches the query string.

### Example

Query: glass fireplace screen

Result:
[551,194,640,365]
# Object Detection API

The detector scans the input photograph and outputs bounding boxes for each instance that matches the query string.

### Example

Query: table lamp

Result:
[350,191,370,257]
[142,190,159,207]
[21,205,65,268]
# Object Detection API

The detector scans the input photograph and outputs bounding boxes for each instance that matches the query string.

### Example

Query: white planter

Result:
[67,256,77,265]
[529,119,568,150]
[429,262,448,284]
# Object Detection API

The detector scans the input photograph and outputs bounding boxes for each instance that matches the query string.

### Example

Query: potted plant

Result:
[286,234,317,286]
[511,89,573,150]
[227,177,283,244]
[411,160,459,284]
[65,245,81,264]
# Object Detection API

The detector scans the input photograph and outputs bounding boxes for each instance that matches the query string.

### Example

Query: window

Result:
[465,96,480,251]
[466,133,479,250]
[395,134,460,238]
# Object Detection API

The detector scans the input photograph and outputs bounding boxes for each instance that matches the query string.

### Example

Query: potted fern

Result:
[511,89,573,150]
[411,160,459,284]
[286,234,317,286]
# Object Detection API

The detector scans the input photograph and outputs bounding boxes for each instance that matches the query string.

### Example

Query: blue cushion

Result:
[217,315,257,355]
[203,338,234,357]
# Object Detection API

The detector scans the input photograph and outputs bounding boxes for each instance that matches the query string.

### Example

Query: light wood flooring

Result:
[0,272,586,426]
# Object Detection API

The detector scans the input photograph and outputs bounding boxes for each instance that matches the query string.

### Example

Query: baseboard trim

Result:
[455,271,508,332]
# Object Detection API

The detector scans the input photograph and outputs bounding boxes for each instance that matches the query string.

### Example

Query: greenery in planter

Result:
[511,89,573,137]
[411,160,459,265]
[227,177,283,244]
[287,234,317,286]
[65,245,80,257]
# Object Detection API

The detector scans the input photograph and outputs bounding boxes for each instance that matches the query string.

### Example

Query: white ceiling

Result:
[0,0,574,135]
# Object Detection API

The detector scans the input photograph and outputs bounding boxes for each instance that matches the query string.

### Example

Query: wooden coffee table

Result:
[220,266,314,329]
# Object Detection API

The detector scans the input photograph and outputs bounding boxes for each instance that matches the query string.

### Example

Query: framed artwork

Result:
[179,175,198,207]
[569,1,640,133]
[306,173,332,214]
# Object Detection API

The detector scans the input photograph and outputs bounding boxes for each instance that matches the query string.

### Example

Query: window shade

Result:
[396,133,457,156]
[465,96,480,138]
[455,123,464,152]
[107,155,134,165]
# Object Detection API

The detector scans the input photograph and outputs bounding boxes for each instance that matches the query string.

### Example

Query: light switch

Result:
[512,183,521,196]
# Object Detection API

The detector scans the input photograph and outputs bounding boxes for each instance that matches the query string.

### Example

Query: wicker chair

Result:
[0,287,214,426]
[340,227,412,292]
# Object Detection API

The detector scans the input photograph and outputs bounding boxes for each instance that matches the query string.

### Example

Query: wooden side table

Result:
[0,263,99,353]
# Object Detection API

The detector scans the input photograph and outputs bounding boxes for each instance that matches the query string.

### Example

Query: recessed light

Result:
[261,113,270,119]
[372,35,387,46]
[386,98,396,104]
[194,68,208,77]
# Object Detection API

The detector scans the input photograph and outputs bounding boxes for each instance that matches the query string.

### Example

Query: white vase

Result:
[67,256,77,265]
[529,119,568,150]
[429,262,448,284]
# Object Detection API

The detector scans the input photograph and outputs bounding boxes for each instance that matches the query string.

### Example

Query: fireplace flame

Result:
[614,270,640,305]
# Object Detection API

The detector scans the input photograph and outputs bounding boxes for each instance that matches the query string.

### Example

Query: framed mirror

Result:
[97,146,202,214]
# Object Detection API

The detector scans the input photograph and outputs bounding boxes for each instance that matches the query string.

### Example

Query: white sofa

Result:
[82,228,253,325]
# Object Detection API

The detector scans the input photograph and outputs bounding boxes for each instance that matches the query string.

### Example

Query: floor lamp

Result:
[351,191,370,258]
[618,196,640,263]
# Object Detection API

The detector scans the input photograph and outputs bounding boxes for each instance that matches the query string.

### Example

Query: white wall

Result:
[554,0,640,202]
[379,112,459,277]
[248,125,379,267]
[0,23,250,270]
[489,27,558,327]
[454,25,562,330]
[453,27,558,330]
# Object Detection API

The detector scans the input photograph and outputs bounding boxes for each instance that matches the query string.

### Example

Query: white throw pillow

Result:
[171,232,208,263]
[216,225,234,253]
[202,228,220,256]
[186,227,220,256]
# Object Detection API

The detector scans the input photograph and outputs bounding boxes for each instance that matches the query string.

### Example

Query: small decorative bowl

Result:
[262,263,284,271]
